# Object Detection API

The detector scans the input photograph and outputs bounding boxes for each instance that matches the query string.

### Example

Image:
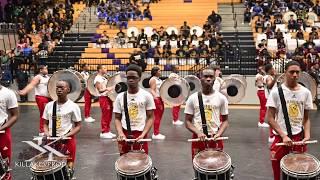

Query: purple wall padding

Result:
[102,48,109,53]
[107,53,115,59]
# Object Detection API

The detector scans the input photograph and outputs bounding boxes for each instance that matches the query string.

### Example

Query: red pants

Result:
[172,106,181,122]
[257,90,266,123]
[153,97,164,135]
[35,95,51,133]
[191,133,224,159]
[53,135,76,164]
[118,129,148,155]
[84,89,92,118]
[99,96,113,133]
[270,133,307,180]
[0,129,12,180]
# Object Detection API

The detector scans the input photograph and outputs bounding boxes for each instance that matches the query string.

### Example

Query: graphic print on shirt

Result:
[204,104,218,131]
[287,100,303,126]
[128,100,139,126]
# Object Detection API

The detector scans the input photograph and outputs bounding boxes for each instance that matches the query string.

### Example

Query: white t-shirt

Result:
[184,91,229,134]
[266,84,313,135]
[94,74,108,96]
[0,87,18,126]
[34,74,50,97]
[255,73,264,90]
[43,99,82,136]
[263,75,276,98]
[213,77,223,92]
[114,89,156,131]
[149,77,162,97]
[81,71,90,87]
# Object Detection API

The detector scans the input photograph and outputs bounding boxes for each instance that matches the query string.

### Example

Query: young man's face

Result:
[285,65,301,83]
[201,69,215,89]
[126,70,140,88]
[40,67,48,75]
[56,81,70,98]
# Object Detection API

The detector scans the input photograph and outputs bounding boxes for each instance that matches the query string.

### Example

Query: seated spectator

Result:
[169,30,178,41]
[162,49,172,58]
[23,44,32,57]
[287,14,297,32]
[97,31,110,45]
[296,29,304,40]
[207,10,222,30]
[129,50,147,71]
[143,6,152,20]
[138,29,148,45]
[255,17,263,32]
[128,31,138,48]
[180,21,191,38]
[250,3,263,19]
[309,27,319,39]
[176,48,187,59]
[244,7,251,23]
[163,40,171,51]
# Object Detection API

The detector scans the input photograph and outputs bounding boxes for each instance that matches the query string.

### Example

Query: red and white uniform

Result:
[43,99,82,163]
[266,84,313,180]
[114,88,155,155]
[150,76,164,135]
[169,73,181,122]
[264,74,277,138]
[256,73,266,124]
[81,71,92,118]
[184,90,228,158]
[94,74,113,133]
[34,74,51,133]
[213,76,223,92]
[0,86,18,180]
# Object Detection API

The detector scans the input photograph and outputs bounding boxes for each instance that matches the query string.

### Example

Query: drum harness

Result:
[123,92,158,180]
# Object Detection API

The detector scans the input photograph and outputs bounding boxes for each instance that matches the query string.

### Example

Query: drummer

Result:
[267,61,313,180]
[184,68,229,159]
[169,65,184,126]
[43,80,82,177]
[19,65,51,135]
[0,64,19,180]
[114,64,155,155]
[80,63,95,123]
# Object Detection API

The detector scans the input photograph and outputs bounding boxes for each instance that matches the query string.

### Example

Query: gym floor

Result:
[11,105,320,180]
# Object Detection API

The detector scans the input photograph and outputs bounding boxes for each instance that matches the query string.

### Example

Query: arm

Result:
[136,110,154,141]
[43,119,50,136]
[149,78,157,98]
[185,114,206,141]
[302,110,311,142]
[95,81,112,94]
[19,75,40,95]
[115,112,126,141]
[213,115,229,139]
[65,121,81,137]
[0,107,19,131]
[266,76,277,89]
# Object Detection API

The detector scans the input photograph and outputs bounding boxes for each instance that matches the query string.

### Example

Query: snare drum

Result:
[30,157,69,180]
[193,149,232,180]
[0,153,9,179]
[115,151,153,180]
[280,153,320,180]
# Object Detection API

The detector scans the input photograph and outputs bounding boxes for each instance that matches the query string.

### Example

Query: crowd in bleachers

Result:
[244,0,320,77]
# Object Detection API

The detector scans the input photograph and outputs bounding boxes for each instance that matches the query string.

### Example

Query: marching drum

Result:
[30,157,69,180]
[159,76,190,106]
[193,149,232,180]
[106,72,128,101]
[115,151,153,180]
[280,153,320,180]
[47,70,86,102]
[87,72,100,97]
[220,77,246,104]
[184,75,202,95]
[0,153,9,180]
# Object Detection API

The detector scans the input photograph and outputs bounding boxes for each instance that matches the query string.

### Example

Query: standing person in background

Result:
[16,63,29,102]
[149,67,165,139]
[169,65,184,125]
[211,65,223,92]
[256,65,269,128]
[81,63,95,123]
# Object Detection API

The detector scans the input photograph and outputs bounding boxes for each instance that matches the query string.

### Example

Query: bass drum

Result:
[87,72,99,97]
[47,70,85,102]
[139,72,151,91]
[160,77,190,106]
[106,72,128,101]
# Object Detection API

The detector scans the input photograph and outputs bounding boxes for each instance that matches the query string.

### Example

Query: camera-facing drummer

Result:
[114,64,155,155]
[43,80,82,177]
[0,64,19,180]
[185,68,229,159]
[267,61,313,180]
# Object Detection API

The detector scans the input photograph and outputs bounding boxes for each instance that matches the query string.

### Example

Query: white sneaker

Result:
[152,134,166,140]
[109,132,116,138]
[100,132,114,139]
[84,117,95,123]
[268,136,275,143]
[258,122,269,128]
[173,120,184,125]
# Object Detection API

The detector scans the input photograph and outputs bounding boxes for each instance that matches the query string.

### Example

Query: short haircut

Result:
[38,65,47,71]
[285,60,300,70]
[97,64,104,71]
[59,79,72,92]
[126,64,142,77]
[81,63,87,69]
[151,66,160,76]
[210,65,221,71]
[265,63,273,73]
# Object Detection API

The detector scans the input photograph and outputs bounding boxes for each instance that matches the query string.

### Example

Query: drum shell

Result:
[30,159,69,180]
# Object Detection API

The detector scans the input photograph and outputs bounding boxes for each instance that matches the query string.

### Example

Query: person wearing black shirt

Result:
[207,10,222,30]
[190,29,198,41]
[162,40,171,51]
[180,21,190,38]
[137,29,148,45]
[128,31,138,48]
[176,48,186,59]
[158,26,169,41]
[188,45,199,63]
[151,29,160,41]
[287,15,297,32]
[16,63,29,102]
[203,21,211,31]
[162,49,172,58]
[169,30,178,41]
[129,50,147,72]
[296,29,304,40]
[143,6,152,20]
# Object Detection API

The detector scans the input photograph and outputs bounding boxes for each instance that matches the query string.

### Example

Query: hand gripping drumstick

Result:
[0,130,5,133]
[33,136,72,141]
[276,140,318,146]
[112,138,152,142]
[187,137,229,142]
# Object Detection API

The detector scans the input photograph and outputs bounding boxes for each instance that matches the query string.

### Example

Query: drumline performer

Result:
[184,68,229,159]
[256,65,269,128]
[149,67,166,140]
[169,65,184,126]
[267,61,313,180]
[211,65,224,92]
[80,63,95,123]
[0,64,19,180]
[114,64,155,155]
[43,80,82,177]
[19,65,51,135]
[94,65,116,139]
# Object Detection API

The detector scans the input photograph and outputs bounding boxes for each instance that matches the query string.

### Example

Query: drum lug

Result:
[230,165,235,180]
[151,166,158,180]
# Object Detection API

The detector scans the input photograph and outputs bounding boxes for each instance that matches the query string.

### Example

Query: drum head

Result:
[48,70,85,102]
[220,77,246,104]
[87,72,99,97]
[184,75,201,95]
[160,77,190,106]
[281,153,320,176]
[30,157,66,174]
[193,150,231,173]
[115,152,152,176]
[139,72,151,91]
[106,72,127,101]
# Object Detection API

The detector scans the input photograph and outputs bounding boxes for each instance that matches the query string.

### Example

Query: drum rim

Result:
[115,152,153,176]
[30,159,67,175]
[193,149,232,174]
[280,153,320,177]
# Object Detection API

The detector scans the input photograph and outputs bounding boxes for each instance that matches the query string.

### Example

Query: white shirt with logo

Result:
[113,89,156,131]
[35,74,50,97]
[43,99,82,136]
[0,87,18,126]
[266,84,313,135]
[184,91,229,134]
[94,74,108,96]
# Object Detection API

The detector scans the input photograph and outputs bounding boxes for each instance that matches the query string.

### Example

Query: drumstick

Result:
[112,139,152,142]
[276,140,318,146]
[33,136,72,141]
[0,130,5,133]
[187,137,229,142]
